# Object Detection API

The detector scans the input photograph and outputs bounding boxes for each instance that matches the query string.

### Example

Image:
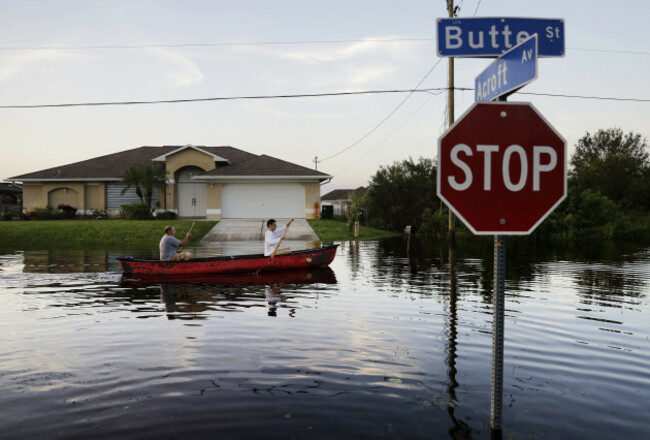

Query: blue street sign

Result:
[437,17,564,57]
[475,34,538,102]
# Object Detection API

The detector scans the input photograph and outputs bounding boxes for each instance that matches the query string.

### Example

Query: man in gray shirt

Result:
[160,225,192,261]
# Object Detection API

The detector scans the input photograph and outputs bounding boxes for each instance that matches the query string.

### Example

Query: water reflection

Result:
[445,242,472,439]
[0,240,649,439]
[120,268,337,320]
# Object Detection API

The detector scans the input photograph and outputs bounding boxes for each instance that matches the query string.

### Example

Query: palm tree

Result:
[121,163,167,208]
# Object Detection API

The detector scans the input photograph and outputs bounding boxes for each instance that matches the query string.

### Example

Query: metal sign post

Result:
[491,235,506,431]
[436,13,567,435]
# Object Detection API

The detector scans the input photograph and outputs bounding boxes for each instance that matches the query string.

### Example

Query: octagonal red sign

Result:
[437,101,566,235]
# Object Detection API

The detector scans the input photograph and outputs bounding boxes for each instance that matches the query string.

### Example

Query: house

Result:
[321,187,366,216]
[0,182,22,215]
[8,145,331,220]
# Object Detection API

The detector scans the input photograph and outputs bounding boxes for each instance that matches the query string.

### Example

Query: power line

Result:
[0,38,433,51]
[569,47,650,56]
[318,59,445,163]
[2,39,647,56]
[0,88,457,109]
[1,87,647,110]
[516,91,650,102]
[474,0,483,16]
[332,90,443,178]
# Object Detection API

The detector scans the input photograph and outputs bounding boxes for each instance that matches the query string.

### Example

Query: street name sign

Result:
[475,34,538,102]
[437,17,564,57]
[437,102,566,235]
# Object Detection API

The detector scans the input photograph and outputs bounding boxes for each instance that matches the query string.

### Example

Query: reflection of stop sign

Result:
[437,102,566,235]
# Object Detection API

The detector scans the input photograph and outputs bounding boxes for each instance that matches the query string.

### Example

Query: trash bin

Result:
[321,205,333,219]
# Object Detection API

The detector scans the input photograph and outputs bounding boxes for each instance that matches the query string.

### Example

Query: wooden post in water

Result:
[446,0,456,242]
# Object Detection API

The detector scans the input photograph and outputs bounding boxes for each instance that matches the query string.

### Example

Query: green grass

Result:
[0,220,217,249]
[308,219,399,242]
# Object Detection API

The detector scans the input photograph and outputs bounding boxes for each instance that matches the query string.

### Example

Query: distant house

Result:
[8,145,331,219]
[321,187,366,216]
[0,182,22,216]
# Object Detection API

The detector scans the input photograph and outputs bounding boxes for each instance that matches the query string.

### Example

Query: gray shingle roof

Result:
[9,146,327,180]
[321,187,366,201]
[201,155,330,178]
[0,182,22,192]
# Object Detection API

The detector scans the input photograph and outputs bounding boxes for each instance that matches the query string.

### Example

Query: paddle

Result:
[177,222,195,252]
[268,219,293,261]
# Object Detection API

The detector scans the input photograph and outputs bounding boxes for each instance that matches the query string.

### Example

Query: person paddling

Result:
[160,225,192,261]
[264,218,294,256]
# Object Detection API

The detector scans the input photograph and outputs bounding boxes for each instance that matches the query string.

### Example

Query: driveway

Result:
[200,218,319,243]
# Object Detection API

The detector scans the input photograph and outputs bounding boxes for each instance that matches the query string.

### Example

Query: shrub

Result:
[0,212,13,221]
[155,210,178,220]
[28,207,58,220]
[57,204,77,219]
[92,208,107,219]
[120,202,153,220]
[418,207,448,238]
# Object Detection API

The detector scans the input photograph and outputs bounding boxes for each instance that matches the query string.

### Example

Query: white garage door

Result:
[221,183,305,219]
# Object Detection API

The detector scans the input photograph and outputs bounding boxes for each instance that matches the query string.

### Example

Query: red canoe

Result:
[117,245,339,276]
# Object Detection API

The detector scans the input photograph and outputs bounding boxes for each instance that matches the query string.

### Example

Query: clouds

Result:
[0,49,78,81]
[145,47,204,88]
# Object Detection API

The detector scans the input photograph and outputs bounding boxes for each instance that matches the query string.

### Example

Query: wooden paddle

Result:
[268,219,293,261]
[177,222,195,251]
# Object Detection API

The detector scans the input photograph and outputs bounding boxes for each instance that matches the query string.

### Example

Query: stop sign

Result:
[437,102,566,235]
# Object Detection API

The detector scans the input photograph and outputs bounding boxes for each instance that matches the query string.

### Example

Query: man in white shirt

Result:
[264,218,294,256]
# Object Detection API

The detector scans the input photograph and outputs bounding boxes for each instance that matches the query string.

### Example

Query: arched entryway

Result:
[48,187,79,208]
[176,166,206,217]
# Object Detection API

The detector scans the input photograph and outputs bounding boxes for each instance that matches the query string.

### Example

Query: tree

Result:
[120,163,167,208]
[361,157,438,231]
[570,128,650,209]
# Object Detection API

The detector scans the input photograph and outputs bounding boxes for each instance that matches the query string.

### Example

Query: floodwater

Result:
[0,238,649,439]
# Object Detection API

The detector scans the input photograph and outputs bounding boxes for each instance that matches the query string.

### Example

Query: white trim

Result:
[7,178,120,182]
[197,175,331,181]
[206,209,221,215]
[152,145,230,163]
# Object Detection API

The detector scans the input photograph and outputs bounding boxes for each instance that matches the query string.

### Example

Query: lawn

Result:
[307,219,399,242]
[0,219,397,250]
[0,220,216,249]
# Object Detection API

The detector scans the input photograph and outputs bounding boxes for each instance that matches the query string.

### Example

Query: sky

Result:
[1,0,649,194]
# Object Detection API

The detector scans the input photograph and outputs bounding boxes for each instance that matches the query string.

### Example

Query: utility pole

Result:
[447,0,456,241]
[313,156,318,170]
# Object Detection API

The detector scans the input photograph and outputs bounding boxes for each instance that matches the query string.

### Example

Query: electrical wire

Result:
[2,40,646,56]
[516,92,650,102]
[331,89,444,178]
[0,88,458,109]
[318,59,445,163]
[0,38,433,51]
[1,87,647,109]
[473,0,483,16]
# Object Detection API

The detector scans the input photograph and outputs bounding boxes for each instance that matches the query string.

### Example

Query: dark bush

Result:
[57,204,77,219]
[27,207,58,220]
[120,202,153,220]
[155,211,178,220]
[0,212,13,221]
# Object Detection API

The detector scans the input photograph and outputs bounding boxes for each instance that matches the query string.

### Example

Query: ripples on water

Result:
[0,239,648,439]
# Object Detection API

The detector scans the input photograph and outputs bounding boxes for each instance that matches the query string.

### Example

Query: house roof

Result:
[8,146,327,181]
[199,155,330,180]
[152,145,230,163]
[0,182,22,192]
[321,187,366,201]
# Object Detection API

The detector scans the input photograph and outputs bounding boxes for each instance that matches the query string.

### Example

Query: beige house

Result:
[8,145,331,220]
[321,187,366,216]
